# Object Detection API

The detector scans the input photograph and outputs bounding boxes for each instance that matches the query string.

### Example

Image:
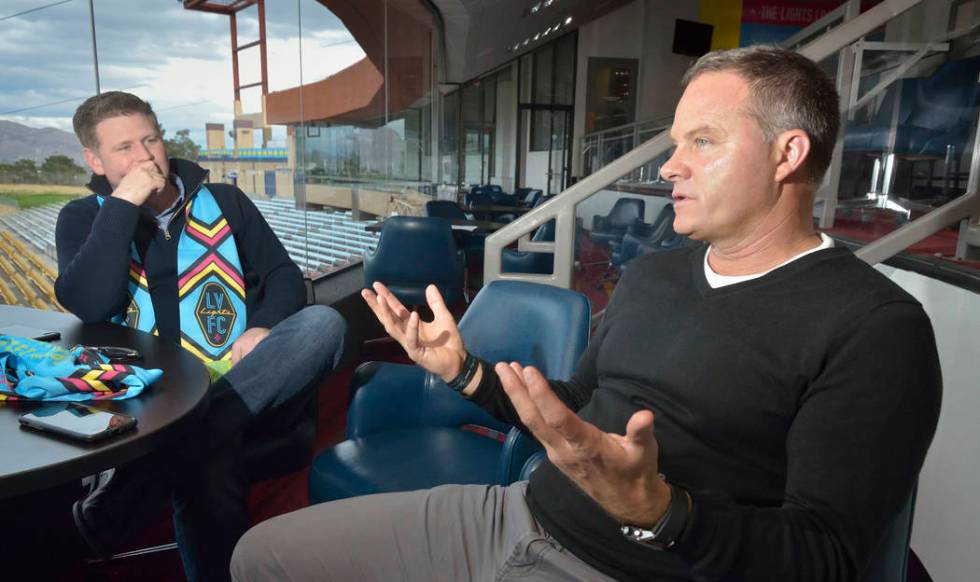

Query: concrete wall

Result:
[571,0,700,176]
[572,1,644,177]
[636,1,702,122]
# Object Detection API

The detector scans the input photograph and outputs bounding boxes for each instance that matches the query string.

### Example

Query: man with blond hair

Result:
[56,91,346,582]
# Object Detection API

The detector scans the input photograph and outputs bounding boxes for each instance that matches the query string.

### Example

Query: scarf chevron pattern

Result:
[176,191,247,362]
[0,337,161,401]
[98,186,246,363]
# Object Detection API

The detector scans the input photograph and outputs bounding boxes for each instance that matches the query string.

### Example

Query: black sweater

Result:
[55,159,304,339]
[470,245,942,581]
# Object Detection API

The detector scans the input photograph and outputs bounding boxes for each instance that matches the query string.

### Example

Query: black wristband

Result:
[657,483,691,547]
[446,351,479,392]
[621,482,691,550]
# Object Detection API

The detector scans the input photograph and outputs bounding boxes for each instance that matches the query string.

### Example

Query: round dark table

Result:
[0,306,210,499]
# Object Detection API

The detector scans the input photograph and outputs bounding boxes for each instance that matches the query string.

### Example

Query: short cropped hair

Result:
[72,91,161,150]
[682,46,840,183]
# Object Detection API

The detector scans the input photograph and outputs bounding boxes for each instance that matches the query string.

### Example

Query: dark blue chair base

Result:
[309,427,506,504]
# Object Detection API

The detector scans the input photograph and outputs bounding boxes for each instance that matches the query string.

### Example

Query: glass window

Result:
[440,90,460,186]
[585,58,638,133]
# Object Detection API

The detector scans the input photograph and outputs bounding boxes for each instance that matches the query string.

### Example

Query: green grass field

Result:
[0,184,86,208]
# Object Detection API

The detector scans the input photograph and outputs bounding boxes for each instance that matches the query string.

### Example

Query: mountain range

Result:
[0,120,85,166]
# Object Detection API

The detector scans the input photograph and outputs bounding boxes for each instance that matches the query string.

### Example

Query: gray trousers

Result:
[231,482,617,582]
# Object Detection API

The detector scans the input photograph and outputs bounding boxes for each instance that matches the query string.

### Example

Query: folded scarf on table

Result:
[0,335,163,401]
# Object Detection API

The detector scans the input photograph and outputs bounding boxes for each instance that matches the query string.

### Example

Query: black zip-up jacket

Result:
[55,158,304,340]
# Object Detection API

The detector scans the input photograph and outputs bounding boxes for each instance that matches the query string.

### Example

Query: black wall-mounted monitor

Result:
[673,19,714,57]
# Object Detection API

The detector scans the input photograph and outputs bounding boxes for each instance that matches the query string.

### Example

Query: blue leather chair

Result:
[425,200,486,264]
[845,55,980,197]
[590,197,645,247]
[502,219,556,274]
[468,185,520,208]
[514,187,544,208]
[425,200,469,220]
[845,55,980,157]
[863,488,917,582]
[308,280,591,504]
[484,184,520,207]
[363,216,466,307]
[519,451,917,582]
[611,204,689,267]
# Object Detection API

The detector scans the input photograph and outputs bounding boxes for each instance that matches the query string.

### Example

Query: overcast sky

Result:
[0,0,366,148]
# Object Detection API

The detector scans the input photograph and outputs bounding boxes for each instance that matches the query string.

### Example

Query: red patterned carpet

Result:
[823,208,980,271]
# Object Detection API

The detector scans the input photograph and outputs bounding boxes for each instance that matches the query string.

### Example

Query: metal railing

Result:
[579,115,673,182]
[485,0,927,288]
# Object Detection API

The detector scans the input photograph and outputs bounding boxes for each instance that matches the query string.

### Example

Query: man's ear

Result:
[773,129,811,183]
[82,147,105,176]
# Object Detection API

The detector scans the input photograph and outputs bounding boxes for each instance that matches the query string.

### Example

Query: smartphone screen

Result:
[19,403,137,442]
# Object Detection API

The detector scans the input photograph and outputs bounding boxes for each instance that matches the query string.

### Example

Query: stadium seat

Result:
[307,280,591,504]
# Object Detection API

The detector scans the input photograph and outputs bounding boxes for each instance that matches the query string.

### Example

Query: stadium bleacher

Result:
[0,198,379,310]
[0,209,64,310]
[249,197,379,275]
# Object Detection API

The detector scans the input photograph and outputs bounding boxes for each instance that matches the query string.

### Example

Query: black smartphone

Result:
[0,324,61,341]
[19,403,137,443]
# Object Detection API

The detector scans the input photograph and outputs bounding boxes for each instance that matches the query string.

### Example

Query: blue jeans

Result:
[172,305,345,582]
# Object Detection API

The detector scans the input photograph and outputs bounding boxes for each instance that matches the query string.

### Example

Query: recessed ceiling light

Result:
[564,16,572,25]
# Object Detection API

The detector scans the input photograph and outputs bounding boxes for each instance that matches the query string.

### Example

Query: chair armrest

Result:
[347,362,428,438]
[518,450,548,481]
[496,428,544,485]
[628,219,653,238]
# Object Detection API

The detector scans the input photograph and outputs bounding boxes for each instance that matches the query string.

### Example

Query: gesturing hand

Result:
[361,282,468,382]
[496,362,672,527]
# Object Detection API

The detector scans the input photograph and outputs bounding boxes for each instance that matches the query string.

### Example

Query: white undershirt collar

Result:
[704,233,834,289]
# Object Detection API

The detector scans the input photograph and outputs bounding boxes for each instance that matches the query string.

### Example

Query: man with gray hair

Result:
[232,46,941,582]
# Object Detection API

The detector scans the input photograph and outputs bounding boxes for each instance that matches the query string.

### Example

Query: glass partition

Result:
[0,0,230,309]
[817,3,979,267]
[0,0,442,310]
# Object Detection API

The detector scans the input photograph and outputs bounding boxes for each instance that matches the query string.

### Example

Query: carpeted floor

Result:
[823,208,980,270]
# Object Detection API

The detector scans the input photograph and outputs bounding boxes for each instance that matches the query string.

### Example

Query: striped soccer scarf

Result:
[99,186,247,363]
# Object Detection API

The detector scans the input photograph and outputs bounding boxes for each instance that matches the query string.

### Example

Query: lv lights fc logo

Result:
[196,282,238,347]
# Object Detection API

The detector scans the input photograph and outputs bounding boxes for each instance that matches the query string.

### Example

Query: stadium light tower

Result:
[183,0,270,147]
